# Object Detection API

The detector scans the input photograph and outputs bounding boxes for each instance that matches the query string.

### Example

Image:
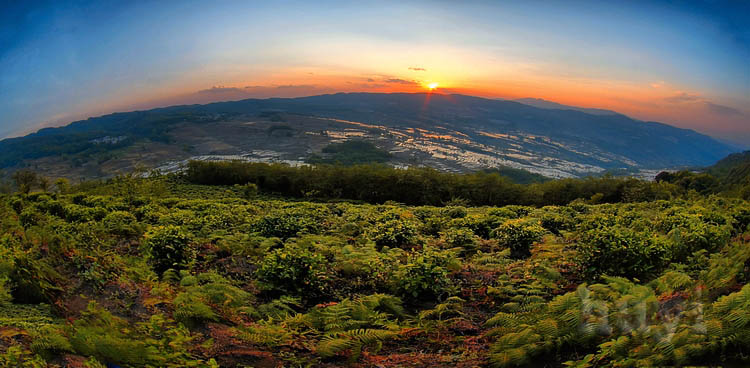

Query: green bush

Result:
[370,218,418,250]
[394,248,459,302]
[0,277,11,304]
[335,245,400,293]
[576,226,669,279]
[102,210,141,236]
[442,228,477,251]
[64,204,107,222]
[57,302,212,366]
[537,208,575,235]
[8,254,63,304]
[142,225,194,275]
[252,210,321,239]
[0,245,14,305]
[442,206,467,219]
[19,207,45,228]
[490,219,546,258]
[256,243,329,296]
[667,217,732,261]
[456,214,504,239]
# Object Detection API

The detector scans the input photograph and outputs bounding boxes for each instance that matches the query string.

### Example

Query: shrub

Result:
[241,183,259,199]
[142,225,194,275]
[576,226,669,279]
[456,214,505,239]
[537,209,574,235]
[667,217,732,261]
[58,302,212,366]
[252,210,321,239]
[0,346,47,367]
[64,204,107,222]
[340,222,362,237]
[442,206,467,219]
[133,203,167,223]
[370,219,418,250]
[19,207,45,228]
[102,211,140,237]
[10,197,24,213]
[216,234,281,257]
[8,255,63,304]
[442,228,478,251]
[256,243,328,296]
[394,248,459,302]
[0,277,11,304]
[335,245,401,293]
[490,220,546,258]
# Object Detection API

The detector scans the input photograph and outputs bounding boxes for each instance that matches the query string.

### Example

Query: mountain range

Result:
[0,93,736,180]
[511,98,619,116]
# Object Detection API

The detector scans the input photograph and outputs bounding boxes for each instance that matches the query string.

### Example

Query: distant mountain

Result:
[513,97,619,116]
[0,93,737,180]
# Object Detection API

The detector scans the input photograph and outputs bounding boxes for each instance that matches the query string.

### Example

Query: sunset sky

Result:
[1,0,748,145]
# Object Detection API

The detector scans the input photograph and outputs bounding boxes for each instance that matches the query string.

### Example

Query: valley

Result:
[2,93,734,181]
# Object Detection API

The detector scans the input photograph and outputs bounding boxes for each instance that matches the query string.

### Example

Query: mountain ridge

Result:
[0,92,737,180]
[512,97,620,116]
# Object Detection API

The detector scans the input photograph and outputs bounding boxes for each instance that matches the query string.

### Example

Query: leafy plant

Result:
[490,219,546,258]
[256,243,329,296]
[142,225,194,274]
[393,247,459,302]
[575,225,669,280]
[370,214,418,250]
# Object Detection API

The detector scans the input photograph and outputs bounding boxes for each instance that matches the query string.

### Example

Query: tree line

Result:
[184,161,681,206]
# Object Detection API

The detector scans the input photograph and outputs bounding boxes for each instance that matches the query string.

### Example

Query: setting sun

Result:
[427,82,439,90]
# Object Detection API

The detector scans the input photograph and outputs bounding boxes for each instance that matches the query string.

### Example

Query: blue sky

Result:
[1,0,748,144]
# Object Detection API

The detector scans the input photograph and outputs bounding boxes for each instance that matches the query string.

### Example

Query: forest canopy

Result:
[185,160,682,206]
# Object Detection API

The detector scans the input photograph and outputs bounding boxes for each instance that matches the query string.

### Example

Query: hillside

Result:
[707,150,750,186]
[513,97,619,116]
[0,170,749,367]
[654,150,750,199]
[0,93,735,180]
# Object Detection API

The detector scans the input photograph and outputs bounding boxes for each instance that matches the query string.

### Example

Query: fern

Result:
[419,296,465,321]
[256,296,302,319]
[237,322,293,347]
[316,329,398,360]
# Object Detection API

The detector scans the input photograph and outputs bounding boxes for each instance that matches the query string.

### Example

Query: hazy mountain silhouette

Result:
[513,97,619,116]
[0,93,736,178]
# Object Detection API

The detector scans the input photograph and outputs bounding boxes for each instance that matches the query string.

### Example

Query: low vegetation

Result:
[0,165,748,367]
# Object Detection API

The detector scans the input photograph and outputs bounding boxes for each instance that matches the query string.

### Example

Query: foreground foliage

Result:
[0,174,748,367]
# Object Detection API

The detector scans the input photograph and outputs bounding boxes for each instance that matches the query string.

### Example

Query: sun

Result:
[427,82,439,90]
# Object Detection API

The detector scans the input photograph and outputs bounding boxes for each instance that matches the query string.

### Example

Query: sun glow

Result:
[427,82,439,90]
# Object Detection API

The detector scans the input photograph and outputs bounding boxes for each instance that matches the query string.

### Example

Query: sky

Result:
[1,0,749,145]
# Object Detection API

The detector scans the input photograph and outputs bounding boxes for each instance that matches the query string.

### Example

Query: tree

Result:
[38,176,50,192]
[55,178,70,194]
[0,170,10,194]
[12,170,37,194]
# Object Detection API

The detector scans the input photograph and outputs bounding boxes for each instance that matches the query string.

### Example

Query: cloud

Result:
[650,81,665,88]
[384,78,419,85]
[664,91,702,103]
[274,84,316,89]
[198,86,245,94]
[348,82,387,89]
[181,84,338,105]
[408,67,426,71]
[662,90,744,117]
[705,102,744,116]
[661,90,745,119]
